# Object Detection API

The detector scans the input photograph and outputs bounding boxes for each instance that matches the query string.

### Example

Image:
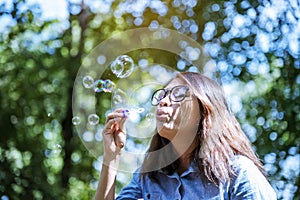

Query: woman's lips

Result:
[156,114,169,121]
[156,108,171,121]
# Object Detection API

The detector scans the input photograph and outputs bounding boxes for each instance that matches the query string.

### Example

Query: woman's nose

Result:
[158,94,172,106]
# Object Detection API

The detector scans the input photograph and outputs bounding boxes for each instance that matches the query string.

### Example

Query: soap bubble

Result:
[88,114,100,125]
[122,107,145,117]
[93,79,104,93]
[146,113,154,121]
[73,28,210,174]
[103,79,115,92]
[82,75,94,88]
[136,107,145,113]
[112,89,127,105]
[93,79,115,93]
[122,107,146,122]
[110,55,135,78]
[72,116,81,125]
[110,59,123,77]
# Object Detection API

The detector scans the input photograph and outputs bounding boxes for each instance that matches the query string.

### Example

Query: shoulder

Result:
[231,155,266,186]
[231,155,259,173]
[229,155,277,200]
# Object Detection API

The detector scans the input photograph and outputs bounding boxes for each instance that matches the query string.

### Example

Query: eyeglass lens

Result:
[151,86,188,105]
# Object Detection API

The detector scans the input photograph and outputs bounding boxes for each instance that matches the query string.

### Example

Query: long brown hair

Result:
[142,72,264,185]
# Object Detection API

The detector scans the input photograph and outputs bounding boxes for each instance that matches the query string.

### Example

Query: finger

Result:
[107,108,129,116]
[103,117,126,135]
[106,113,123,123]
[111,117,127,132]
[103,109,128,139]
[103,117,127,148]
[114,131,126,149]
[108,108,127,116]
[105,109,130,123]
[102,118,118,135]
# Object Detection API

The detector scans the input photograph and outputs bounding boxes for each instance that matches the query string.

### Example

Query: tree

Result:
[0,0,299,199]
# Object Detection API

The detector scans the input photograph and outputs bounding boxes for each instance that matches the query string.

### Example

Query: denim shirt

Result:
[116,156,277,200]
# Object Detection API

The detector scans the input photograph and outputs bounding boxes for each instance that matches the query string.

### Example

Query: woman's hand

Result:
[96,108,129,200]
[102,108,128,161]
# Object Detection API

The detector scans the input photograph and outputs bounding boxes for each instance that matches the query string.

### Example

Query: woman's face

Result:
[155,77,201,142]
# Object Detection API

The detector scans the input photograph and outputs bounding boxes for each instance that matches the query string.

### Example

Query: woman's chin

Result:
[157,122,177,137]
[156,119,170,129]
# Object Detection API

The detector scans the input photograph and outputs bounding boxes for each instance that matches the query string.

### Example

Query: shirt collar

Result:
[158,160,200,178]
[180,160,200,177]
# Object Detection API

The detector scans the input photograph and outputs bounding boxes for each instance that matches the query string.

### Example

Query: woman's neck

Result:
[173,139,197,175]
[177,152,193,175]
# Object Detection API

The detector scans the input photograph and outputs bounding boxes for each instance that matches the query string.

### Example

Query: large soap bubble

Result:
[72,27,210,173]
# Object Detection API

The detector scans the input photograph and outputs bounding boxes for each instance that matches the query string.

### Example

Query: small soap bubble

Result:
[127,109,140,123]
[10,115,18,124]
[82,75,94,88]
[136,107,145,113]
[88,114,100,125]
[129,107,145,114]
[103,79,115,93]
[93,79,104,93]
[129,108,136,113]
[110,55,135,78]
[72,116,81,125]
[113,94,123,105]
[146,113,154,121]
[112,89,127,105]
[110,61,123,77]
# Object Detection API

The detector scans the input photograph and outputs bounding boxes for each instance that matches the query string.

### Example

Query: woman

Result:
[95,72,277,200]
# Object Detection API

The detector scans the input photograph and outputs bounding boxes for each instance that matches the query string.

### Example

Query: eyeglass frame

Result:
[151,85,190,106]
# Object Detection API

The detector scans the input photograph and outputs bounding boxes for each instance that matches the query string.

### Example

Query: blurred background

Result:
[0,0,299,199]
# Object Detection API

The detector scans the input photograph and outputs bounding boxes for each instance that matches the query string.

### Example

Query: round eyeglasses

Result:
[151,85,190,106]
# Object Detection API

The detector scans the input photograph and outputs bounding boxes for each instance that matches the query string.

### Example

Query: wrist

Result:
[102,154,121,169]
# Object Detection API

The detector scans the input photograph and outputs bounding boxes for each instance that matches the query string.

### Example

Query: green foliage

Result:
[0,0,299,199]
